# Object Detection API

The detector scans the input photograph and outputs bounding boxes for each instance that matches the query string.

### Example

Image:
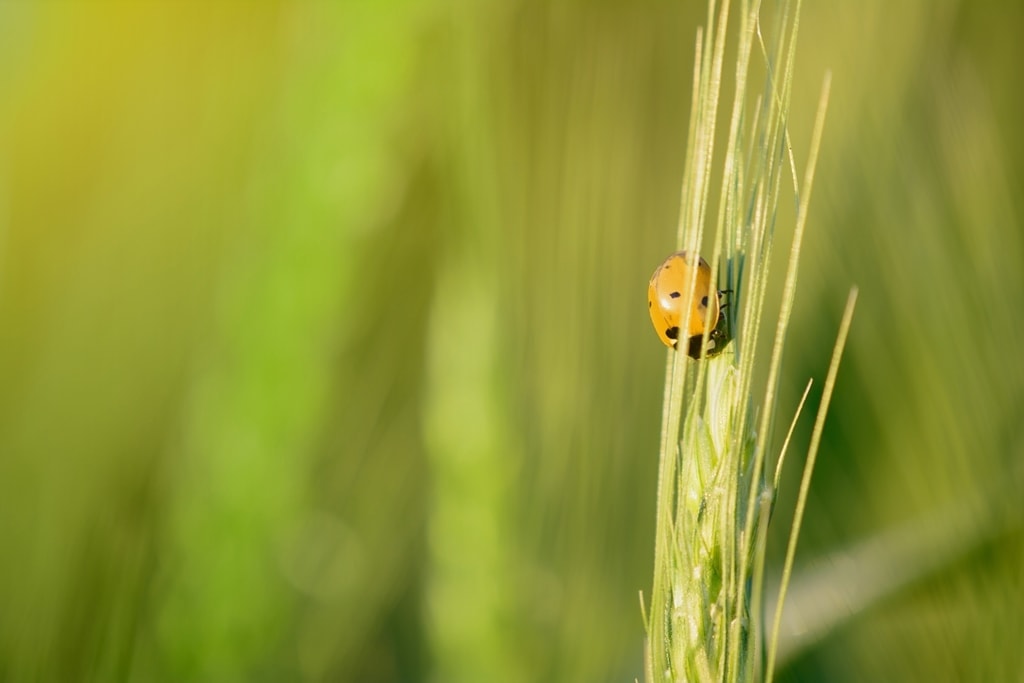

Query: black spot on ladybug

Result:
[700,296,708,307]
[648,300,652,308]
[669,291,681,299]
[665,326,679,340]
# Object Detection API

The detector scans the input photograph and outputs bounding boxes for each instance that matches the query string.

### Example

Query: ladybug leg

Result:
[705,307,734,358]
[716,290,733,324]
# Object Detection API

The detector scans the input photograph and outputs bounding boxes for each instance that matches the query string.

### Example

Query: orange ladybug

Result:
[647,251,727,358]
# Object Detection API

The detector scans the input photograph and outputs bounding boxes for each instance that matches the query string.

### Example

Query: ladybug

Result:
[647,250,727,359]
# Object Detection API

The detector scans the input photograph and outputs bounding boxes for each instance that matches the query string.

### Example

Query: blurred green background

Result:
[0,1,1021,681]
